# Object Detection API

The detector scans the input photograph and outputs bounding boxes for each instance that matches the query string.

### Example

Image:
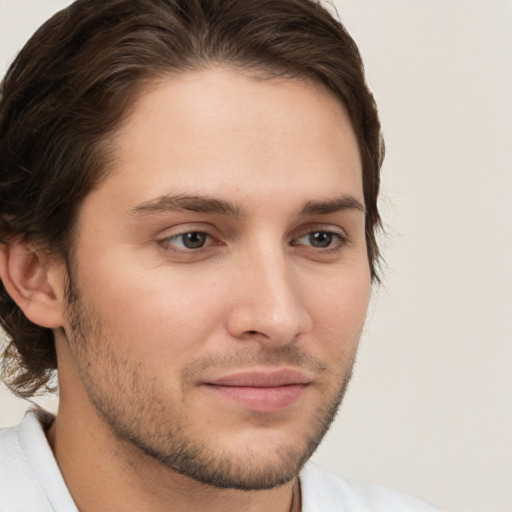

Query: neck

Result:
[46,401,299,512]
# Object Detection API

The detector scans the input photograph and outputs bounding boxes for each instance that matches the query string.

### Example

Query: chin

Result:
[130,423,317,490]
[166,446,309,491]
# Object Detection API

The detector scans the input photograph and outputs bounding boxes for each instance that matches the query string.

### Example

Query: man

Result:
[0,1,438,510]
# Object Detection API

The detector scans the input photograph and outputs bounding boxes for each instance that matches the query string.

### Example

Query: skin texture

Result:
[20,68,371,511]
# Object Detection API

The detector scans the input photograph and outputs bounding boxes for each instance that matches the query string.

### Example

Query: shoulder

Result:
[300,462,441,512]
[0,410,77,512]
[0,412,47,509]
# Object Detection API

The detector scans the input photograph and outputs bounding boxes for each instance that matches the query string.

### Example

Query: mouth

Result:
[202,369,312,413]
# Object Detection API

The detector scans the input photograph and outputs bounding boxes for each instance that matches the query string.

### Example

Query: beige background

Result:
[1,1,511,511]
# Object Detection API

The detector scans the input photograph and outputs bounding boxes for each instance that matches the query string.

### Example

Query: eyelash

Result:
[291,230,348,252]
[159,230,218,252]
[158,228,348,255]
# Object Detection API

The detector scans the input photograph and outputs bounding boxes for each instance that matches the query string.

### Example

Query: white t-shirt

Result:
[0,411,440,511]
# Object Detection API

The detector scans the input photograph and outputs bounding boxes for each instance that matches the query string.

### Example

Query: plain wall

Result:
[1,1,511,511]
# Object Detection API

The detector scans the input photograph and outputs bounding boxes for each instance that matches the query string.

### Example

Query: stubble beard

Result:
[63,271,358,491]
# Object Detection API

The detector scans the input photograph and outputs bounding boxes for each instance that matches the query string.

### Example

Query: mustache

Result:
[181,345,328,382]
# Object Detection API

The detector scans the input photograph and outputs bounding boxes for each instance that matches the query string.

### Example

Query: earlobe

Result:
[0,240,65,329]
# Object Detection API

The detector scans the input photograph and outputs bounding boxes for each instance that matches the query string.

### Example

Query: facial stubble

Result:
[63,270,358,491]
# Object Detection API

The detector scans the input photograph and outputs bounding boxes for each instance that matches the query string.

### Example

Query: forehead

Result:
[90,67,363,214]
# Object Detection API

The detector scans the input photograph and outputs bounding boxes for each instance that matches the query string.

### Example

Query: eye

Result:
[305,231,334,248]
[163,231,211,250]
[292,230,346,250]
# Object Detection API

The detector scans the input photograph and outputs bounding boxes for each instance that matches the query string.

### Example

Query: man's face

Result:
[60,68,371,490]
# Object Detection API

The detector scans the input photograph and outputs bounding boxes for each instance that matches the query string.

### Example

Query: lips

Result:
[203,369,311,412]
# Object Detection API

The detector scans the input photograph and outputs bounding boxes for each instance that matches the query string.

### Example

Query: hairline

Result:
[59,63,364,259]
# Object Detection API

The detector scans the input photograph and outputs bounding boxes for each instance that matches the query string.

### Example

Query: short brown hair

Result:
[0,0,384,397]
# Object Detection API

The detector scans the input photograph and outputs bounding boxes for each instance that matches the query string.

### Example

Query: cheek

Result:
[306,267,371,349]
[76,253,228,358]
[74,232,370,368]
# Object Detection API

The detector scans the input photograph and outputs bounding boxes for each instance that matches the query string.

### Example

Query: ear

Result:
[0,240,65,329]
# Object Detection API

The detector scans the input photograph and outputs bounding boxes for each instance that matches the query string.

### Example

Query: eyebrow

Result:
[130,193,365,218]
[131,194,243,218]
[300,196,366,216]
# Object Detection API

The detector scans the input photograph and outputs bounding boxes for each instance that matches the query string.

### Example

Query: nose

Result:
[225,246,312,347]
